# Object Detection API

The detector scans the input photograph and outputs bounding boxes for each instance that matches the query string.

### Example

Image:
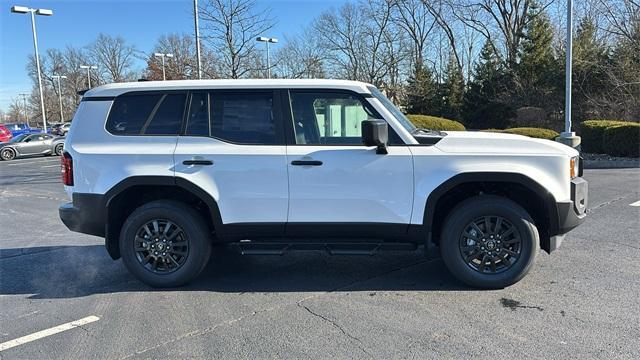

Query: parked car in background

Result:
[4,123,35,137]
[51,122,71,136]
[0,125,13,143]
[0,133,65,160]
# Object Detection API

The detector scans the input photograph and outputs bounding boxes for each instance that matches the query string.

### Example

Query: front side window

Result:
[106,93,186,135]
[210,92,276,144]
[290,92,384,145]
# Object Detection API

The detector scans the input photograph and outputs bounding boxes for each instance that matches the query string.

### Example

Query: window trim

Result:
[281,89,404,146]
[180,89,286,146]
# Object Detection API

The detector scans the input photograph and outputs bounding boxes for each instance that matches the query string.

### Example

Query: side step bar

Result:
[234,242,418,256]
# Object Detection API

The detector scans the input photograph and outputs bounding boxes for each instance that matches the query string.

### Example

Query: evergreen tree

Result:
[440,54,465,120]
[462,41,515,129]
[517,3,561,113]
[571,17,611,121]
[404,63,439,115]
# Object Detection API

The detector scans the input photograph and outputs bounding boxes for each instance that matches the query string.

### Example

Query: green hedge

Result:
[407,115,466,131]
[580,120,629,153]
[602,123,640,157]
[502,128,559,140]
[483,127,559,140]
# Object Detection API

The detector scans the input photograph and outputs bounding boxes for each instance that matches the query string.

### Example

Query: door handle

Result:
[183,160,214,166]
[291,160,323,166]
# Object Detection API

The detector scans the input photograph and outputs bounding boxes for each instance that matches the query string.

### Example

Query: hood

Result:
[434,131,578,157]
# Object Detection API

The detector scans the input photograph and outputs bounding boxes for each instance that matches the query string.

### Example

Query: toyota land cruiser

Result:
[59,79,587,288]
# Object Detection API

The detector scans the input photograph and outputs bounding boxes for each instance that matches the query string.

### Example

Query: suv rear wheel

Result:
[440,195,538,289]
[119,200,212,287]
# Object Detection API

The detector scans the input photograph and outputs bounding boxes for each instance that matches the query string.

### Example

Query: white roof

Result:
[85,79,374,97]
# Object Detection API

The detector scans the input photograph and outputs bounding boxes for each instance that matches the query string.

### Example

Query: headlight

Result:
[570,156,578,179]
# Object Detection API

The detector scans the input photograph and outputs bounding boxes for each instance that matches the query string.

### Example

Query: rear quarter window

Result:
[106,93,186,135]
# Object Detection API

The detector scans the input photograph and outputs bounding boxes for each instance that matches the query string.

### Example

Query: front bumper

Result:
[546,177,588,252]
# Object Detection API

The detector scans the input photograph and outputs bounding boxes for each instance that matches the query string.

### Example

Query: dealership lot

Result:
[0,158,638,359]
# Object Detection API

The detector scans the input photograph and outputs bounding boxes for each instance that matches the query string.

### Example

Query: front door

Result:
[173,90,289,237]
[284,90,414,238]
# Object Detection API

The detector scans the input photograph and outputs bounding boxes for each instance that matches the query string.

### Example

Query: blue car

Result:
[3,123,43,137]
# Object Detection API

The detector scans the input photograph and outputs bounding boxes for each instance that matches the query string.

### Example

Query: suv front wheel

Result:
[120,200,212,287]
[440,195,538,289]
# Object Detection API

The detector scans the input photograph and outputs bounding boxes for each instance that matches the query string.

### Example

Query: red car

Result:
[0,125,13,143]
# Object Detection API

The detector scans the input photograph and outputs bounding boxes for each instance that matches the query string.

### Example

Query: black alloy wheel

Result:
[134,219,189,274]
[459,215,522,274]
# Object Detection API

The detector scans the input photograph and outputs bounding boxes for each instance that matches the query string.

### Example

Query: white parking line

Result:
[631,200,640,207]
[0,315,100,352]
[5,159,60,166]
[42,164,61,168]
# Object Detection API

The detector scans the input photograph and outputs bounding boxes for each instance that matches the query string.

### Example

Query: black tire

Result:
[440,195,538,289]
[54,144,64,156]
[119,200,212,287]
[1,148,16,161]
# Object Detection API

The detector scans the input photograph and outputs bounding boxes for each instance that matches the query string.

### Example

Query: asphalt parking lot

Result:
[0,156,639,359]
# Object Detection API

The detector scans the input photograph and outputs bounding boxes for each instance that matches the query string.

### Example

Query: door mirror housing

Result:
[362,119,388,154]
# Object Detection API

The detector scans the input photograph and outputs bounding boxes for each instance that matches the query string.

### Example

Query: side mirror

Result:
[362,119,388,154]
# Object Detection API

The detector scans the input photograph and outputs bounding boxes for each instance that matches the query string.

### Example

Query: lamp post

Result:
[153,53,174,81]
[557,0,581,149]
[256,37,278,79]
[80,65,97,88]
[11,5,53,133]
[52,75,67,122]
[193,0,202,79]
[19,93,29,125]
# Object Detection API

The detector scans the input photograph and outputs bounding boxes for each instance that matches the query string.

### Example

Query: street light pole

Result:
[52,75,67,122]
[11,6,53,133]
[556,0,581,149]
[564,0,573,137]
[154,53,174,81]
[256,37,278,79]
[193,0,202,79]
[80,65,97,88]
[19,93,29,125]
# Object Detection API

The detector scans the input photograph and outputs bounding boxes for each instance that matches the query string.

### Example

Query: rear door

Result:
[173,90,289,236]
[283,90,414,237]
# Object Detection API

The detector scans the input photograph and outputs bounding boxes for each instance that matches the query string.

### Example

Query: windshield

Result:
[367,86,416,133]
[9,134,29,143]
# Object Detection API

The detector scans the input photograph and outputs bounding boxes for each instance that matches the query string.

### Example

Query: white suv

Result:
[59,79,588,288]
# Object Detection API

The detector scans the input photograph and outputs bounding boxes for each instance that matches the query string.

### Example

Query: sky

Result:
[0,0,347,113]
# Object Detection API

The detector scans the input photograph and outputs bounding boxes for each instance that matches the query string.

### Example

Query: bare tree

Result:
[146,34,199,80]
[314,0,407,88]
[198,0,275,78]
[89,34,138,83]
[274,31,326,79]
[393,0,437,67]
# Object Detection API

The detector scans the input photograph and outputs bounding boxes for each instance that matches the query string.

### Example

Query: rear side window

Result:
[106,93,186,135]
[211,92,276,144]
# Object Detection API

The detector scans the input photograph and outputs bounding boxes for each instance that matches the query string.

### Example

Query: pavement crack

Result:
[587,195,631,213]
[298,302,372,358]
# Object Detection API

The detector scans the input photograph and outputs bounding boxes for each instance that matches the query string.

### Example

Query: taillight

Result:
[61,152,74,186]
